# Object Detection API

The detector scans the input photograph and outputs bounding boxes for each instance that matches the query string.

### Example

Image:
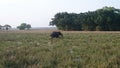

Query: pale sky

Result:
[0,0,120,28]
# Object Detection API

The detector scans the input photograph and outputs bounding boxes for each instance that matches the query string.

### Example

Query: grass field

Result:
[0,30,120,68]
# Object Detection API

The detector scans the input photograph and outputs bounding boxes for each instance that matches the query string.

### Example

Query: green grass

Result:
[0,31,120,68]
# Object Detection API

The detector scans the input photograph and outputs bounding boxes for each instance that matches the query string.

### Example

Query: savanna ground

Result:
[0,30,120,68]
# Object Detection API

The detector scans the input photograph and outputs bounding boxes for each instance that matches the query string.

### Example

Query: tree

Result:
[17,23,27,30]
[50,12,82,30]
[17,23,31,30]
[4,24,11,30]
[26,24,31,30]
[95,6,120,31]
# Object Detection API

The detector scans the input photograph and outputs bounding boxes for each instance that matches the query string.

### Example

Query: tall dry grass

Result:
[0,30,120,68]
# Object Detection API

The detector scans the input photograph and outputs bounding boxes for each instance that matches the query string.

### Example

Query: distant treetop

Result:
[17,23,31,30]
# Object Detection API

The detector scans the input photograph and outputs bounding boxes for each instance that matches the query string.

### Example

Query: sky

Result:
[0,0,120,28]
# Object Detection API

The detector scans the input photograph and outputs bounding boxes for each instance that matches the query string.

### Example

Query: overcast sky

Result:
[0,0,120,28]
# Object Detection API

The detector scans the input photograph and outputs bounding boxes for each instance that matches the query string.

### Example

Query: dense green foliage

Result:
[50,6,120,31]
[17,23,31,30]
[0,31,120,68]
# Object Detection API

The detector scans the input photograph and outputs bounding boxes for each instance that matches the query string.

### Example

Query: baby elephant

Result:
[50,31,63,39]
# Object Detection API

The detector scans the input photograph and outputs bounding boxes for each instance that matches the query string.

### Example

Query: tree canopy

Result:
[50,6,120,31]
[17,23,31,30]
[0,24,11,30]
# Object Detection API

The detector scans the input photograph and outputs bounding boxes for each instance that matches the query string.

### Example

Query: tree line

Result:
[50,6,120,31]
[0,23,31,30]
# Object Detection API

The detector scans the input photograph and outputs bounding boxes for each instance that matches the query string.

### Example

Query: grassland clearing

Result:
[0,30,120,68]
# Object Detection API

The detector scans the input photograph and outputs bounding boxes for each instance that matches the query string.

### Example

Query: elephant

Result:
[50,31,63,39]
